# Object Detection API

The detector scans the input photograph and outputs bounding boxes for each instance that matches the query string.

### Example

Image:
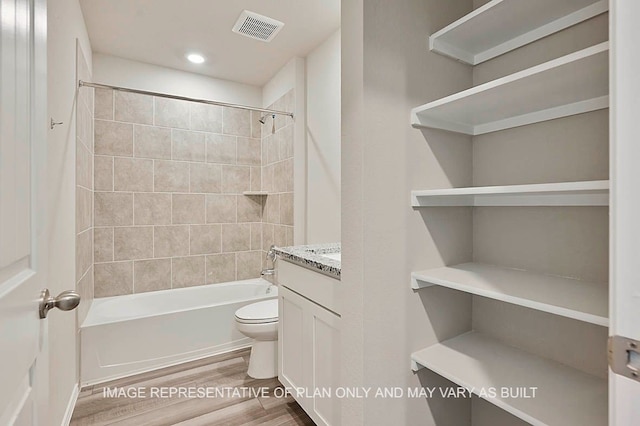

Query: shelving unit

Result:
[411,332,607,426]
[411,43,609,135]
[429,0,608,65]
[411,180,609,207]
[411,263,608,326]
[410,1,611,423]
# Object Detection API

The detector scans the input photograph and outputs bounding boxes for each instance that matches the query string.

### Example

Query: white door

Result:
[0,0,49,424]
[610,0,640,424]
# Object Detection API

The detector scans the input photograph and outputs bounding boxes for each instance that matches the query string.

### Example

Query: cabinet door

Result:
[278,287,309,394]
[309,300,341,426]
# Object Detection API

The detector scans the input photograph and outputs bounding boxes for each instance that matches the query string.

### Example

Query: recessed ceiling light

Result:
[187,53,205,64]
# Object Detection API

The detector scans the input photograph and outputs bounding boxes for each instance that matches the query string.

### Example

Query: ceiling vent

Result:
[232,10,284,42]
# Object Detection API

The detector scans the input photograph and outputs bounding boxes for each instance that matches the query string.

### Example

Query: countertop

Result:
[273,243,341,280]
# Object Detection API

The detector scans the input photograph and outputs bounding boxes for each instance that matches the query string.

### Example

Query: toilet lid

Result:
[235,299,278,324]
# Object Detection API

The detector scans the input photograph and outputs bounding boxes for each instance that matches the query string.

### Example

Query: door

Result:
[0,0,49,424]
[610,0,640,424]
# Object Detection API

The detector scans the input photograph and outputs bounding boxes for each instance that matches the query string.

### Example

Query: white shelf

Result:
[430,0,608,65]
[242,191,268,196]
[411,263,608,326]
[411,43,609,135]
[411,180,609,207]
[411,332,607,426]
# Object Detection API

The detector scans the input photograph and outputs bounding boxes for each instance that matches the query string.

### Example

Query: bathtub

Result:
[80,278,277,385]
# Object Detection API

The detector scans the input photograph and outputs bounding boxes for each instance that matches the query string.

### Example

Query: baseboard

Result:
[61,383,79,426]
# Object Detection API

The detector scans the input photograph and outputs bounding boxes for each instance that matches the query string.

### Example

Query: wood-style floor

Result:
[70,348,315,426]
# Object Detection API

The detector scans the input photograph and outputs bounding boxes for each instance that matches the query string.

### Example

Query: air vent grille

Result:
[232,10,284,42]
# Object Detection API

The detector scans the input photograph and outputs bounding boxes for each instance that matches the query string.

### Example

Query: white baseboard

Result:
[61,383,79,426]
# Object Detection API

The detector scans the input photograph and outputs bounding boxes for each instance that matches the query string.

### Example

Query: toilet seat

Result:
[235,299,278,324]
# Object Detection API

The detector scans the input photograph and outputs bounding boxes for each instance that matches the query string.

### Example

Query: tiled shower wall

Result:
[92,90,266,297]
[76,45,94,324]
[262,90,295,264]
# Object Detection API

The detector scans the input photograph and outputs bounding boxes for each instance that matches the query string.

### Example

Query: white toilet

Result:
[235,299,279,379]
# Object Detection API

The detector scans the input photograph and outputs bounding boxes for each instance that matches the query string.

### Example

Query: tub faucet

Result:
[261,245,277,277]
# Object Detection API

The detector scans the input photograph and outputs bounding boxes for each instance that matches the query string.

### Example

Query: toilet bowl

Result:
[235,299,278,379]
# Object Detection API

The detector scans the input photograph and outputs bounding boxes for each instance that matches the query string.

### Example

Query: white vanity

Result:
[274,244,341,426]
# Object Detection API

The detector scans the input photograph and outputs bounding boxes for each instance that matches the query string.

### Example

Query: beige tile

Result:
[76,141,93,189]
[154,225,189,258]
[285,226,294,246]
[250,223,262,250]
[134,259,171,293]
[221,223,250,252]
[94,88,113,120]
[251,110,262,139]
[190,224,221,255]
[261,164,274,192]
[205,134,236,164]
[94,156,113,191]
[134,193,171,225]
[76,229,93,281]
[250,167,261,191]
[284,158,294,192]
[237,251,262,280]
[94,227,114,263]
[190,163,222,194]
[190,103,223,133]
[94,261,133,297]
[206,194,236,223]
[172,256,205,288]
[278,125,294,160]
[114,91,153,125]
[114,158,153,192]
[114,226,153,260]
[237,195,262,222]
[95,192,133,226]
[274,161,286,192]
[76,265,93,326]
[205,253,236,284]
[95,120,133,156]
[155,97,190,129]
[172,130,206,162]
[76,187,92,234]
[221,166,250,193]
[172,194,205,224]
[279,192,293,225]
[274,225,288,247]
[222,107,251,137]
[134,125,171,159]
[264,135,278,165]
[264,194,280,224]
[262,223,274,251]
[236,138,261,166]
[154,160,189,192]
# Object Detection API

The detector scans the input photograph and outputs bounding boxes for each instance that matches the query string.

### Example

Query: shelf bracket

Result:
[411,359,424,372]
[411,276,434,290]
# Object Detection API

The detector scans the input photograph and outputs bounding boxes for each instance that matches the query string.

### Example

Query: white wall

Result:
[262,57,307,244]
[305,30,341,243]
[93,53,262,106]
[47,0,92,423]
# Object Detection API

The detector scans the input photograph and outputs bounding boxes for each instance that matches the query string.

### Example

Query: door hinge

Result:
[608,335,640,382]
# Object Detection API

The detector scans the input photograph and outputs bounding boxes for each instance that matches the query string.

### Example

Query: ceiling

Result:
[80,0,340,86]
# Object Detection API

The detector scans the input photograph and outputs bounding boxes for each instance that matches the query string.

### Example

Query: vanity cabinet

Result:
[277,259,341,426]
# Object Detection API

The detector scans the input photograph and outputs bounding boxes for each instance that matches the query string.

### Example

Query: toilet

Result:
[234,299,279,379]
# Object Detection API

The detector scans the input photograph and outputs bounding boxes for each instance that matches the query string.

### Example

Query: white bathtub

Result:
[80,278,277,385]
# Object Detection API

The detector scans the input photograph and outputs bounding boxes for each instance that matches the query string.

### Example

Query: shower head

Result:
[258,114,277,134]
[258,114,269,124]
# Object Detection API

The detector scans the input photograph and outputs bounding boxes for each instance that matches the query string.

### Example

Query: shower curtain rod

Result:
[78,81,295,118]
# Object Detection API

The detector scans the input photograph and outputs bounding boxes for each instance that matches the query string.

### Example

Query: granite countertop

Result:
[273,243,341,280]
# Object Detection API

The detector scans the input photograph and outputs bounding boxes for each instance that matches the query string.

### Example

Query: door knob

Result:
[39,289,81,319]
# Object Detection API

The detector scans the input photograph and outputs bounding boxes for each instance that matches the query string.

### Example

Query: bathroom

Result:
[2,0,640,425]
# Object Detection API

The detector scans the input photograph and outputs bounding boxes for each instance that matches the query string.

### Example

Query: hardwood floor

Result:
[70,349,315,425]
